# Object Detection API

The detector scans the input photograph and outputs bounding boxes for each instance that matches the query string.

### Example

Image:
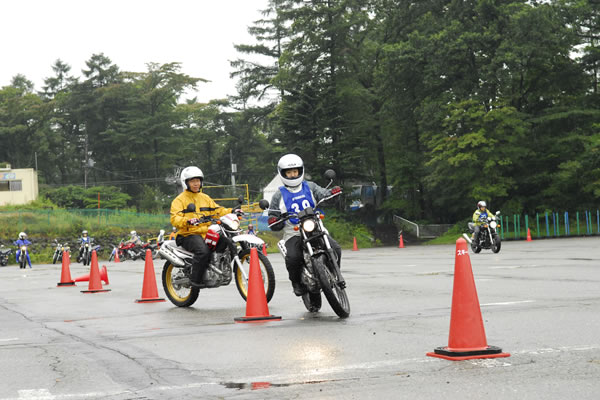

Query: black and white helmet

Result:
[180,166,204,190]
[477,200,487,209]
[18,232,27,240]
[277,154,304,188]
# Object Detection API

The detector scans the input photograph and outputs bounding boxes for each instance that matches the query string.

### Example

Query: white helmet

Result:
[130,230,137,236]
[19,232,27,239]
[277,154,304,187]
[180,166,204,190]
[477,200,487,209]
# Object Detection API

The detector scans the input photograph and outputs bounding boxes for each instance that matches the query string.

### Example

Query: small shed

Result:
[262,174,282,204]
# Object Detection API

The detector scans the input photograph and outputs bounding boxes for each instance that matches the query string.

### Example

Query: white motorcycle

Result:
[158,202,275,307]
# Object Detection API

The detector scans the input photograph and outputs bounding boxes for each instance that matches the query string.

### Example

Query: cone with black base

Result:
[427,238,510,361]
[57,251,75,287]
[81,251,111,293]
[235,248,281,323]
[135,249,165,303]
[74,265,109,285]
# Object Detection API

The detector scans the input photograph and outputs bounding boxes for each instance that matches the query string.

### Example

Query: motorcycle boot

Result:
[291,280,307,296]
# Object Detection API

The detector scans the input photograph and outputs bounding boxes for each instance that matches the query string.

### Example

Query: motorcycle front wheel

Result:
[492,236,501,253]
[234,249,275,303]
[52,252,59,264]
[471,241,482,253]
[313,254,350,318]
[19,254,26,269]
[162,261,199,307]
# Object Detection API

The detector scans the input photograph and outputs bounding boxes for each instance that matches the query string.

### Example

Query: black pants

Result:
[473,225,482,242]
[285,235,342,283]
[177,235,210,284]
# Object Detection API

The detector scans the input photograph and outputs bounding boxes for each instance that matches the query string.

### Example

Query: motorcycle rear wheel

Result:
[302,291,322,313]
[313,254,350,318]
[234,249,275,303]
[162,261,199,307]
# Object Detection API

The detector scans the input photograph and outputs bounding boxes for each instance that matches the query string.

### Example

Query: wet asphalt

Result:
[0,237,599,399]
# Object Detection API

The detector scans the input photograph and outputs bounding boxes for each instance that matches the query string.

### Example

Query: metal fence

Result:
[393,215,453,239]
[499,210,600,240]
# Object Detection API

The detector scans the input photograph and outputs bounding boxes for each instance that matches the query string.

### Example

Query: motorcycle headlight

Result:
[490,221,497,229]
[227,219,240,231]
[302,219,316,232]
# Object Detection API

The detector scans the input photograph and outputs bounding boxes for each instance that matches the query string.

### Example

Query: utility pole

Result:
[230,149,237,195]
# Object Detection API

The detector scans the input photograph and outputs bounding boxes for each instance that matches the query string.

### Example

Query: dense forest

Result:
[1,0,599,223]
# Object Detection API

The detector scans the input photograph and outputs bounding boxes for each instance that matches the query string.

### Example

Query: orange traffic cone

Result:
[235,248,281,323]
[427,238,510,361]
[114,249,120,263]
[262,244,268,256]
[135,250,165,303]
[81,251,111,293]
[352,237,359,251]
[399,234,405,248]
[526,228,532,242]
[74,265,109,285]
[57,251,75,287]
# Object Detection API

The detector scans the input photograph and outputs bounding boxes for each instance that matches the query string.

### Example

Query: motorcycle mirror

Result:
[324,169,336,180]
[495,211,501,215]
[258,199,269,210]
[186,203,196,213]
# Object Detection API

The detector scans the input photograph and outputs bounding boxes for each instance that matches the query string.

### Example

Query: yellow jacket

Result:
[170,190,232,238]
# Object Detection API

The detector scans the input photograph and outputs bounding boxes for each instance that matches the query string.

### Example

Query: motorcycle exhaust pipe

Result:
[462,233,473,244]
[157,246,185,267]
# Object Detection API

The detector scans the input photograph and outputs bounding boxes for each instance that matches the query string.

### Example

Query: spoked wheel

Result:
[162,261,199,307]
[492,236,501,253]
[313,254,350,318]
[234,249,276,303]
[52,252,59,264]
[19,254,26,269]
[302,291,322,313]
[108,252,114,262]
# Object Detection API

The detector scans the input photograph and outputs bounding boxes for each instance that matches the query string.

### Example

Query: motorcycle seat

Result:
[163,240,195,257]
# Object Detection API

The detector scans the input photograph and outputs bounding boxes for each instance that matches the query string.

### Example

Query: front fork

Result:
[304,230,346,288]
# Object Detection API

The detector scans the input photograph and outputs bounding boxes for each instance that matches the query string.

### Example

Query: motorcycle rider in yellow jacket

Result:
[170,166,236,287]
[472,200,491,243]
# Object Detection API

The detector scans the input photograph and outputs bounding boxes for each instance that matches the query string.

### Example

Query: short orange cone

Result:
[114,249,120,262]
[235,248,281,322]
[262,244,268,256]
[81,251,111,293]
[352,237,358,251]
[427,238,509,361]
[526,228,532,242]
[135,250,165,303]
[57,251,75,286]
[399,234,405,248]
[74,265,109,285]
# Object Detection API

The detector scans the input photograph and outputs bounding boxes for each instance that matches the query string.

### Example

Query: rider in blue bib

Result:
[268,154,342,296]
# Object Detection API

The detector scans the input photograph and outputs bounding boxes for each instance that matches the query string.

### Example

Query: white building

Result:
[0,165,38,206]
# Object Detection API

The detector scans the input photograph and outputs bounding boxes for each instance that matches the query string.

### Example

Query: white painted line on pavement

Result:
[0,338,19,342]
[481,300,535,306]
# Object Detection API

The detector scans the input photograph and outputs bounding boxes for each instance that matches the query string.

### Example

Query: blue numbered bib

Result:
[279,182,315,224]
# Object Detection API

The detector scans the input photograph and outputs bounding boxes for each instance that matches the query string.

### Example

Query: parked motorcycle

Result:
[0,245,11,266]
[463,211,502,253]
[260,169,350,318]
[158,200,275,307]
[52,240,70,264]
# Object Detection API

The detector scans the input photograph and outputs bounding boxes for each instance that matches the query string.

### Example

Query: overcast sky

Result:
[1,0,269,102]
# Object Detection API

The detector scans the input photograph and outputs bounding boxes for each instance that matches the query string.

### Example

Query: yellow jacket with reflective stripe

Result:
[170,190,231,238]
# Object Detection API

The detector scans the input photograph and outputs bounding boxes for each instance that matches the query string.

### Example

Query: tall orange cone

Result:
[74,265,109,285]
[352,237,359,251]
[262,244,268,256]
[57,251,75,286]
[427,238,509,361]
[81,251,111,293]
[526,228,532,242]
[399,234,405,248]
[135,249,165,303]
[235,248,281,322]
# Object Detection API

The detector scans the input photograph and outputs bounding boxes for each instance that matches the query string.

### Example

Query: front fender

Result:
[233,234,264,246]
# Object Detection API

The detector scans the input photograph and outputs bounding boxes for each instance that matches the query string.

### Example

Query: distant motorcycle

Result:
[16,243,31,269]
[77,238,100,265]
[0,245,11,266]
[52,240,70,264]
[109,240,143,261]
[464,211,502,253]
